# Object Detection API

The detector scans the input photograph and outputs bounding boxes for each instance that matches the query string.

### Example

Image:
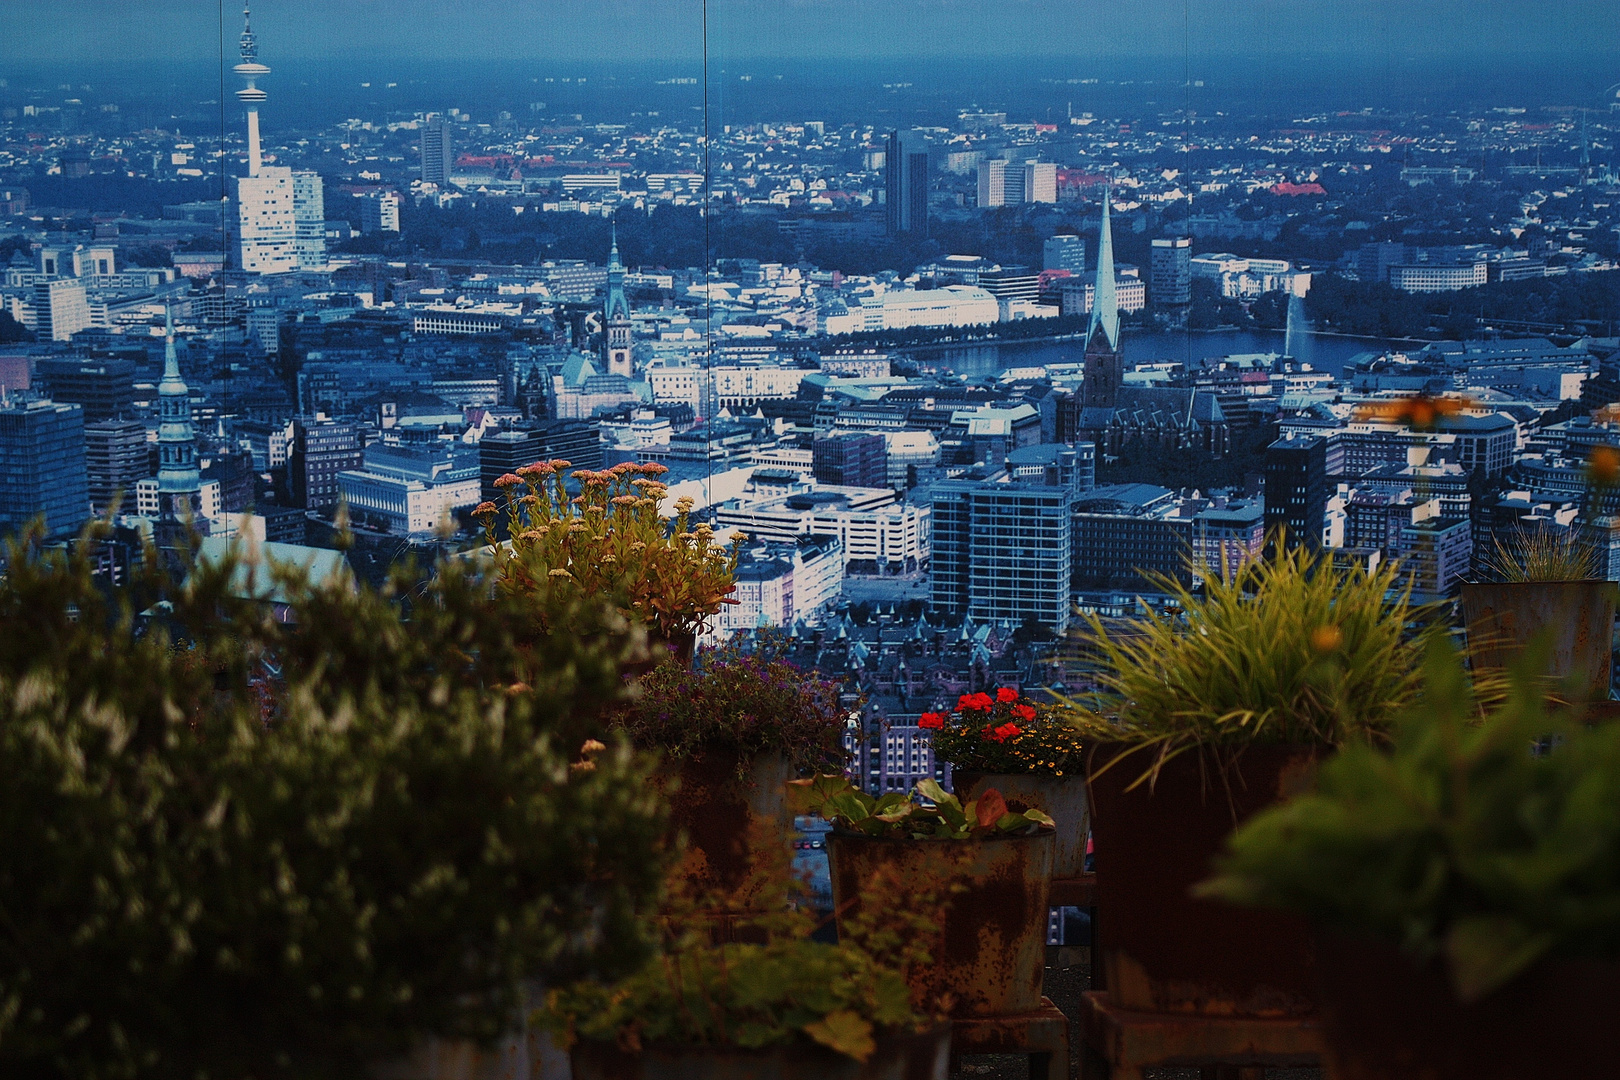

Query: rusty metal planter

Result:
[951,771,1089,879]
[1312,934,1620,1079]
[1087,743,1320,1017]
[827,830,1054,1017]
[1459,580,1618,701]
[664,751,793,897]
[570,1023,952,1080]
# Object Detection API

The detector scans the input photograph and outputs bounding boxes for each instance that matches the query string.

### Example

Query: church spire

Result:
[1089,185,1119,351]
[603,224,632,377]
[156,306,200,505]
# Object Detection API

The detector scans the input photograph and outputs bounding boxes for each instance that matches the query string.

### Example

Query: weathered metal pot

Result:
[950,771,1089,878]
[828,830,1054,1017]
[1087,743,1320,1017]
[666,751,794,896]
[1460,580,1618,701]
[571,1024,952,1080]
[1312,934,1620,1079]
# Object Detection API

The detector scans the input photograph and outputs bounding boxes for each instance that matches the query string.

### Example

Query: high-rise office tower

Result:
[83,418,148,515]
[928,452,1083,633]
[885,130,929,236]
[292,170,327,269]
[603,227,632,377]
[31,278,92,341]
[32,358,135,421]
[233,8,323,274]
[1044,234,1086,274]
[1150,236,1193,307]
[0,398,89,540]
[360,190,401,234]
[1021,162,1057,204]
[1264,433,1337,551]
[976,158,1008,208]
[287,417,364,510]
[812,433,887,488]
[155,308,200,535]
[420,119,453,185]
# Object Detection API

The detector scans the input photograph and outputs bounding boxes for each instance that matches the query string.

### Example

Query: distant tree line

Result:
[1305,271,1620,340]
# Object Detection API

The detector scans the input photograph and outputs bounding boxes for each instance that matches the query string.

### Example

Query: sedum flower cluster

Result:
[476,459,743,642]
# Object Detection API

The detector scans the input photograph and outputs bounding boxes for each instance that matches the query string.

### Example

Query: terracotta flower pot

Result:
[1312,934,1620,1079]
[950,771,1089,878]
[1086,742,1321,1017]
[571,1024,952,1080]
[1459,580,1618,701]
[666,750,793,897]
[827,830,1054,1017]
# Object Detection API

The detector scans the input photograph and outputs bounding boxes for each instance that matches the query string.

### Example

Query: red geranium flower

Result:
[996,687,1019,703]
[957,692,994,712]
[1012,704,1036,722]
[991,722,1021,742]
[918,711,945,730]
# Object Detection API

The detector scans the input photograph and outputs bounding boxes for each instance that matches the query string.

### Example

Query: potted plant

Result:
[1064,540,1444,1017]
[0,526,670,1079]
[540,817,951,1079]
[1199,641,1620,1078]
[794,775,1056,1017]
[1358,398,1618,702]
[923,688,1088,878]
[616,645,850,899]
[475,459,743,665]
[1462,518,1618,702]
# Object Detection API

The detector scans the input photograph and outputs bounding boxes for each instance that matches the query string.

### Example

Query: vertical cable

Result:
[220,1,227,258]
[702,0,713,502]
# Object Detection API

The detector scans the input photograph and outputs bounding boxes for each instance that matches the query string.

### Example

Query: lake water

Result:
[913,329,1405,380]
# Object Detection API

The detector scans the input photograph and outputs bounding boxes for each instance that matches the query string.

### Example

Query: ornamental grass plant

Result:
[1065,538,1446,783]
[1479,524,1600,583]
[922,688,1085,777]
[475,459,742,642]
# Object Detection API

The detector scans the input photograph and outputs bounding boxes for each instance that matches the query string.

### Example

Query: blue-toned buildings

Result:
[0,398,89,540]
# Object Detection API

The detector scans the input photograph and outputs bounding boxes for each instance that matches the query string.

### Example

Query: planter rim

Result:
[573,1019,953,1055]
[945,766,1082,778]
[1461,578,1617,588]
[828,824,1055,844]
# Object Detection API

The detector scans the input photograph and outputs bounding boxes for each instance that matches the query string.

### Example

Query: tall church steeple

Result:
[156,306,200,524]
[603,224,632,377]
[1081,185,1124,409]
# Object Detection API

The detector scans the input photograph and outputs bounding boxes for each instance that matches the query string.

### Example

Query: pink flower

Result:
[918,712,945,730]
[494,473,523,488]
[996,687,1019,703]
[1012,704,1036,722]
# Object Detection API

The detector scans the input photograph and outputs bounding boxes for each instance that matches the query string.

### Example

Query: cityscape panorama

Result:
[1,3,1619,1076]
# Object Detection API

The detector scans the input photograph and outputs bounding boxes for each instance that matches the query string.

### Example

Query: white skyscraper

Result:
[233,7,324,275]
[292,170,326,268]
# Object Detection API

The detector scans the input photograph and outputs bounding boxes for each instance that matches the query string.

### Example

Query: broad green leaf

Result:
[1446,917,1553,1003]
[803,1010,876,1062]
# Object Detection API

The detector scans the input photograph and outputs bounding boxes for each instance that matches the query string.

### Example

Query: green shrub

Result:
[0,525,670,1078]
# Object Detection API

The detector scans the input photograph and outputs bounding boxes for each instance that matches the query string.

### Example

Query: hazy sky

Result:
[3,0,1617,65]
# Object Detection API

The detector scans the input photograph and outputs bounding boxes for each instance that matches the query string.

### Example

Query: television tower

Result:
[235,6,269,176]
